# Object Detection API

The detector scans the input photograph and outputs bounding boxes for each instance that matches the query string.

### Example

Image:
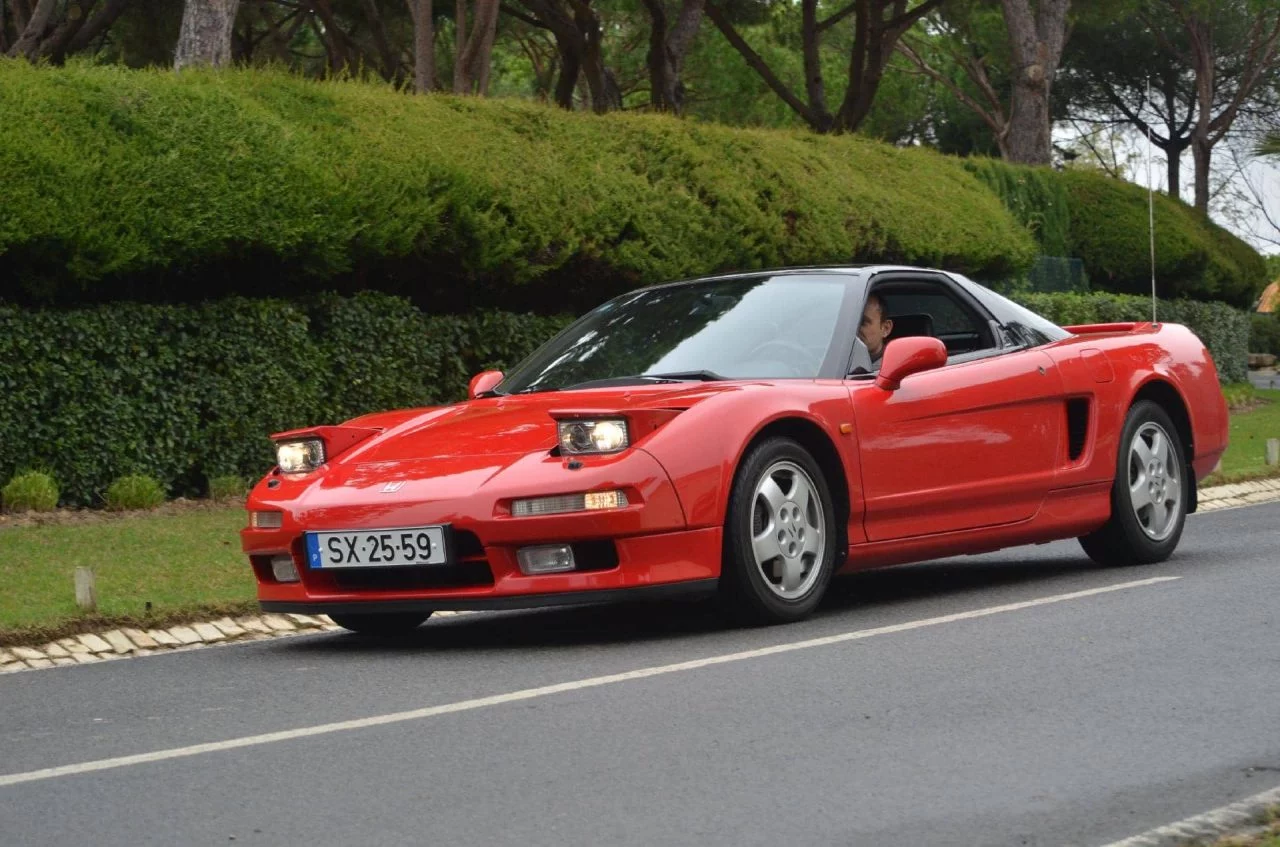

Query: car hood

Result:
[348,382,748,465]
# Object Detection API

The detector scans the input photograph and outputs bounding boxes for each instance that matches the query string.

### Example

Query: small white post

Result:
[1266,439,1280,467]
[74,567,97,612]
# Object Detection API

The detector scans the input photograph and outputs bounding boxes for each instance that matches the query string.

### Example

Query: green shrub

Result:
[207,475,249,501]
[0,62,1034,309]
[1055,171,1266,308]
[1221,382,1256,411]
[1250,312,1280,356]
[963,158,1071,256]
[2,470,59,512]
[1014,292,1250,383]
[104,474,166,511]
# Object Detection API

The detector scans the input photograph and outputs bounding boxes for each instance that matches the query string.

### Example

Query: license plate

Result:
[304,526,449,569]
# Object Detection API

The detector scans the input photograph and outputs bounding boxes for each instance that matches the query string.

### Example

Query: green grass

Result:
[1202,388,1280,486]
[0,504,254,645]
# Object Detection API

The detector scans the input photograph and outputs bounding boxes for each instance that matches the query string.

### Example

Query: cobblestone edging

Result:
[3,479,1278,675]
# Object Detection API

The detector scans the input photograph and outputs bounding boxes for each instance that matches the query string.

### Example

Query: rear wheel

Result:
[1079,400,1187,566]
[719,437,838,625]
[328,612,431,636]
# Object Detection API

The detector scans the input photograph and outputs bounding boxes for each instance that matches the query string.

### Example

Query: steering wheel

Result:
[749,340,817,377]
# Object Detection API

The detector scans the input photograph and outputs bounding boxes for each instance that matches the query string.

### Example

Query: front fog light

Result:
[517,544,575,575]
[557,419,629,454]
[276,439,325,474]
[270,555,300,583]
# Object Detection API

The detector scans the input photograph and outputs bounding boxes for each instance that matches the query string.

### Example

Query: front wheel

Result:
[1079,400,1187,566]
[328,611,432,636]
[719,437,838,625]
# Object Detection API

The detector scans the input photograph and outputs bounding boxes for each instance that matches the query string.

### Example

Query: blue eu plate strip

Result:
[305,533,323,569]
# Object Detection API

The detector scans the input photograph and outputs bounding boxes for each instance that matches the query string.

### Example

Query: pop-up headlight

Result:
[276,439,325,474]
[557,419,629,455]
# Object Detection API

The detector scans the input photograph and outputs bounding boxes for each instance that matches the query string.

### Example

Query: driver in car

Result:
[858,292,894,367]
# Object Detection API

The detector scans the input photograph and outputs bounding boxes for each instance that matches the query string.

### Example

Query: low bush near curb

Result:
[104,475,166,511]
[2,471,59,513]
[207,475,249,501]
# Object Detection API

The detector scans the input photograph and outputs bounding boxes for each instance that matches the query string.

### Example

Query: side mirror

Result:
[468,370,504,399]
[874,337,947,391]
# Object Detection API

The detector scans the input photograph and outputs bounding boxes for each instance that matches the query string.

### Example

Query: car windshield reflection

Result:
[497,275,849,395]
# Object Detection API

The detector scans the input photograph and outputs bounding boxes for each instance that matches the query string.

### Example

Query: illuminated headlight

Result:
[276,439,325,474]
[512,490,628,516]
[557,419,629,454]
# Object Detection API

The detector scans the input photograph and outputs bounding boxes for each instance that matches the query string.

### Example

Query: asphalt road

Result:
[2,503,1278,847]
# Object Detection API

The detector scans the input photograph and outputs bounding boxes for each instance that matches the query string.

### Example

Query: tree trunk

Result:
[1167,143,1181,202]
[407,0,435,92]
[552,30,582,108]
[641,0,704,113]
[6,0,57,59]
[454,0,499,95]
[1000,0,1070,165]
[577,1,619,112]
[174,0,240,69]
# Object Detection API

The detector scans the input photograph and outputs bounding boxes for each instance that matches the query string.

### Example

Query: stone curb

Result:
[0,611,469,675]
[4,479,1278,676]
[1195,477,1280,513]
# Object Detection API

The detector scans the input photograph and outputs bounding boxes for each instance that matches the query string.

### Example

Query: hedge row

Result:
[0,294,570,506]
[0,61,1035,310]
[968,160,1267,308]
[0,291,1246,507]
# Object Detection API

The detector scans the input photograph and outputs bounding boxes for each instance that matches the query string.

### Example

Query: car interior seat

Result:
[885,312,935,341]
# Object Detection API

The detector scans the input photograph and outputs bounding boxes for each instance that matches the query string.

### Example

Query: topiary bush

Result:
[2,470,59,512]
[0,62,1034,310]
[1054,171,1266,308]
[104,474,166,511]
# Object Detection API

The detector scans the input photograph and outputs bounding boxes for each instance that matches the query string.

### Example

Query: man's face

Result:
[858,298,893,358]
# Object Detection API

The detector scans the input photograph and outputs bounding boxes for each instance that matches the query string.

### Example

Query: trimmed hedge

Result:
[0,294,570,506]
[968,160,1267,308]
[963,159,1072,257]
[0,61,1034,309]
[0,291,1245,507]
[1015,292,1250,384]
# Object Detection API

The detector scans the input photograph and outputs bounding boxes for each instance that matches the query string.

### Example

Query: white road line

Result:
[0,575,1180,789]
[1099,782,1280,847]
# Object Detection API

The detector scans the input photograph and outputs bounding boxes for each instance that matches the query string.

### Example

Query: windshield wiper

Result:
[642,370,726,382]
[559,370,727,391]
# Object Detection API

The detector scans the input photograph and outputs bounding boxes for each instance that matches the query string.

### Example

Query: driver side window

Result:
[873,282,999,362]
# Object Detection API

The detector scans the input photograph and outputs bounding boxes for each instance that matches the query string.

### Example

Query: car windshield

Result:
[497,274,852,394]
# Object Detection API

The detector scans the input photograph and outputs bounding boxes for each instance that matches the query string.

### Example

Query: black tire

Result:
[1079,400,1188,567]
[328,611,431,636]
[719,437,839,625]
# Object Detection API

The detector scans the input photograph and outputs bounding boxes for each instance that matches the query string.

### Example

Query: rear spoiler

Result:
[1063,321,1157,335]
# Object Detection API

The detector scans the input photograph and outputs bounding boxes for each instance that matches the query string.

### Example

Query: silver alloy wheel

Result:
[1127,421,1182,541]
[749,460,826,600]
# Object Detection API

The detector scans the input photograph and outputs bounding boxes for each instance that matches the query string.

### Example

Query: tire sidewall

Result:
[1110,400,1187,562]
[722,437,838,623]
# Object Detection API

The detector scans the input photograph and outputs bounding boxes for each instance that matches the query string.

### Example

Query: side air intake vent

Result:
[1066,399,1090,461]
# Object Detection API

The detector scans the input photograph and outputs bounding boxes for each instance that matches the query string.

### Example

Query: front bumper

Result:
[246,520,723,612]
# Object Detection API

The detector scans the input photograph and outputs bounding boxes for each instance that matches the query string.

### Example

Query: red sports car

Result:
[242,266,1229,633]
